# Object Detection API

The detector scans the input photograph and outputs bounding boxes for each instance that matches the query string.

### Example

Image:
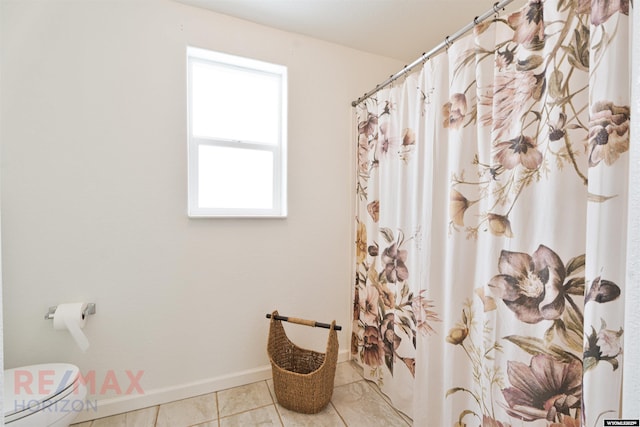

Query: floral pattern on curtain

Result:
[352,0,631,426]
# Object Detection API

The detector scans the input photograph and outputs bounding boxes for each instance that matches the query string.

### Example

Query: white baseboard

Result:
[74,350,351,423]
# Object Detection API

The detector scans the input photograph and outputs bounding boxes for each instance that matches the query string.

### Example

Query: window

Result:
[187,47,287,217]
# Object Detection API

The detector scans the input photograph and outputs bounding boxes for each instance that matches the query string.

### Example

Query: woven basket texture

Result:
[267,311,339,414]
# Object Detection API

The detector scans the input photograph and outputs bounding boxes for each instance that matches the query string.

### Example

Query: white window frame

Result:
[187,47,287,218]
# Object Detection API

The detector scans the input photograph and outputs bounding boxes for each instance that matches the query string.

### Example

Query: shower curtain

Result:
[352,1,631,426]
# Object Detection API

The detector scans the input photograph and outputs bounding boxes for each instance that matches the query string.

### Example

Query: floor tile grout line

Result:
[215,391,221,427]
[217,402,276,421]
[265,378,276,403]
[361,376,413,425]
[264,379,286,427]
[151,404,160,427]
[272,403,285,427]
[328,400,349,427]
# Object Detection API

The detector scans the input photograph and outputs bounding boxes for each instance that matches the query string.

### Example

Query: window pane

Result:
[192,61,281,144]
[198,145,274,210]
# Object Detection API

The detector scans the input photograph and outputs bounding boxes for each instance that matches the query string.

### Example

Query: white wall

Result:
[0,0,402,419]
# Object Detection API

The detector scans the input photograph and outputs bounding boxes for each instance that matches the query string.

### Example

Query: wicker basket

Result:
[267,310,339,414]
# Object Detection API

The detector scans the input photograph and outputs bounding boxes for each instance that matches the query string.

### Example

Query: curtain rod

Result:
[351,0,516,107]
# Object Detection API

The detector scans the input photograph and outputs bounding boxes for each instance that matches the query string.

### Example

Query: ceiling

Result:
[174,0,519,63]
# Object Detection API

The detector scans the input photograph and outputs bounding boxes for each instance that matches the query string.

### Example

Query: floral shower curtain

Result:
[352,1,631,426]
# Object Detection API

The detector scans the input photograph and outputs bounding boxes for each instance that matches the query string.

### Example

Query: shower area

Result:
[350,0,634,426]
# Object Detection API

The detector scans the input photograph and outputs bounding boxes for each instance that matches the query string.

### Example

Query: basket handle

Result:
[266,313,342,331]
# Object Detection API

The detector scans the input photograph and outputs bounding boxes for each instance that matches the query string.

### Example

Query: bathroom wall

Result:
[0,0,402,419]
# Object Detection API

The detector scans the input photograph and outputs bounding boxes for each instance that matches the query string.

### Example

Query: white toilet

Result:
[4,363,88,427]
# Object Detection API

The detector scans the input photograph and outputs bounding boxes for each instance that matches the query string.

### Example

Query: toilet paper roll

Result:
[53,303,90,352]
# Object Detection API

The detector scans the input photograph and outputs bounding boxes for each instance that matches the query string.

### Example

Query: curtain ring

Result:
[444,36,451,49]
[493,2,501,15]
[400,66,410,83]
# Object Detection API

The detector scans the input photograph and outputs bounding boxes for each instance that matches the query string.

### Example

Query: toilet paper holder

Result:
[44,303,96,320]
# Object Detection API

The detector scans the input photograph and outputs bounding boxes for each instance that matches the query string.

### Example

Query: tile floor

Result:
[71,361,412,427]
